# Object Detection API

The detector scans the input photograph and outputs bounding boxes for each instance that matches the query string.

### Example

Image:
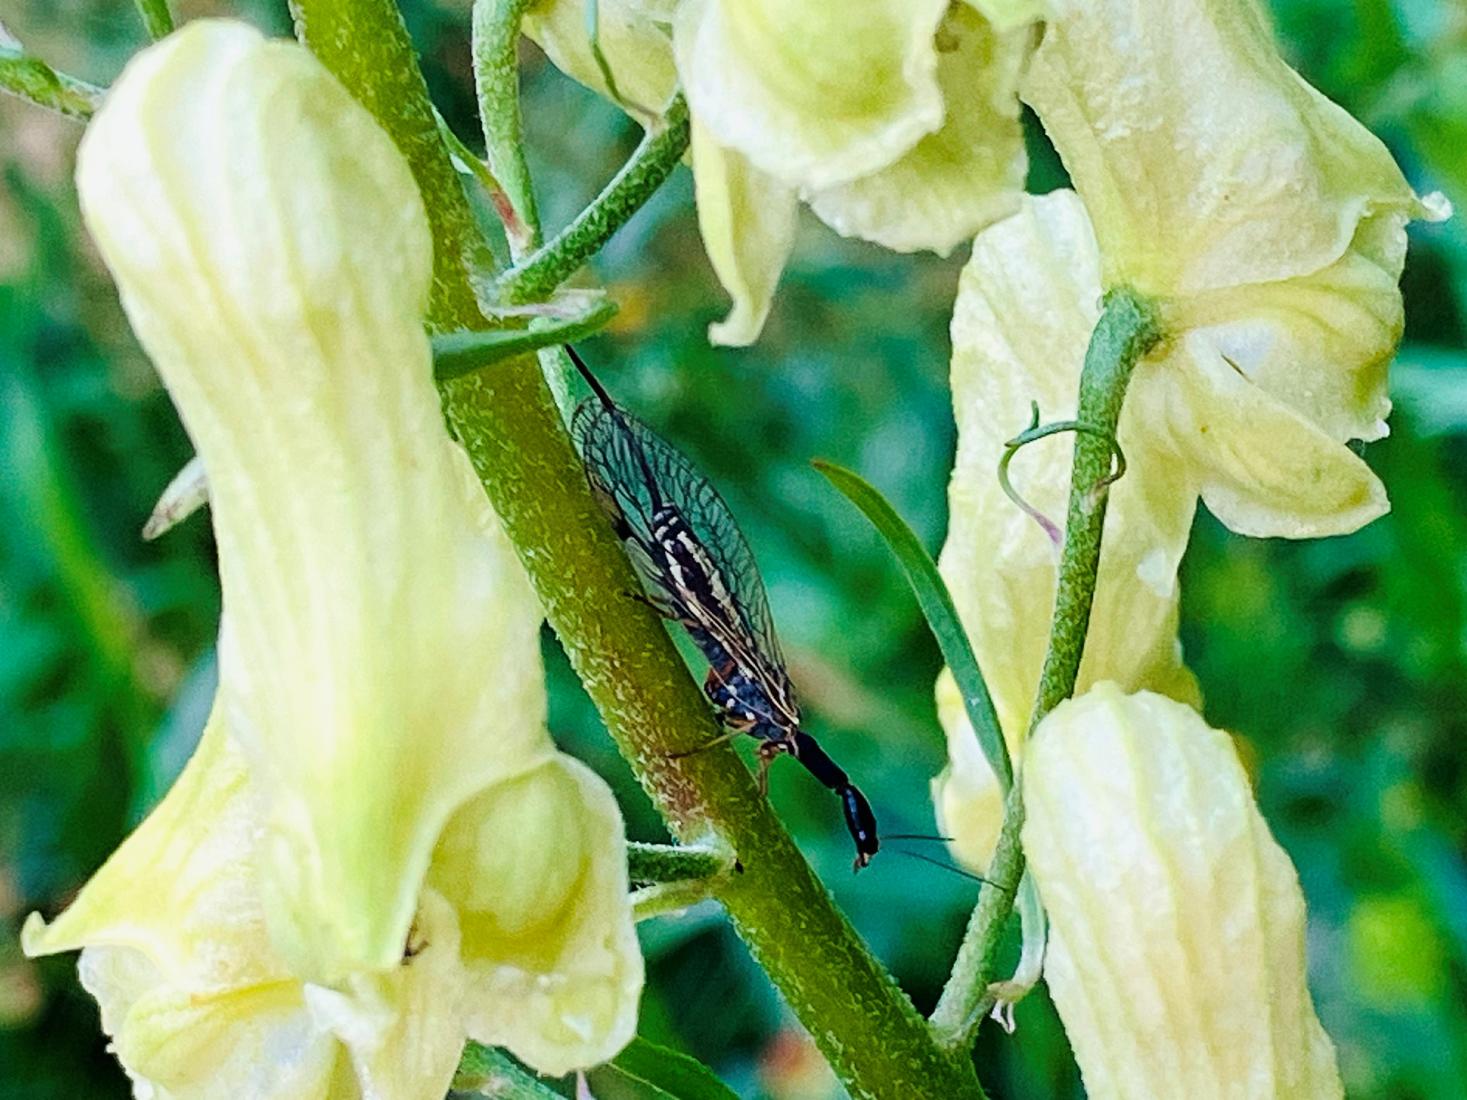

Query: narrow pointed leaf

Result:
[814,460,1010,792]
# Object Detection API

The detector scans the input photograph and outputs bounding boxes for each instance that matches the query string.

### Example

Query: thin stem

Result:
[929,287,1162,1051]
[627,840,731,884]
[431,300,618,382]
[472,0,542,260]
[0,45,104,120]
[133,0,174,40]
[299,5,981,1096]
[495,95,690,305]
[455,1044,562,1099]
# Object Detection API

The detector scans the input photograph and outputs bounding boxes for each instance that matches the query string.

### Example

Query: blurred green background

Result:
[3,1,1466,1097]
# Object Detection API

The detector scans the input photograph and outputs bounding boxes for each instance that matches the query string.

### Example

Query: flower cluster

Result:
[22,22,641,1098]
[526,0,1034,344]
[923,0,1443,1092]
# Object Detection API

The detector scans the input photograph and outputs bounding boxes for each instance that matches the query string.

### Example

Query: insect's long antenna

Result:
[566,345,617,411]
[889,849,1002,888]
[880,833,956,844]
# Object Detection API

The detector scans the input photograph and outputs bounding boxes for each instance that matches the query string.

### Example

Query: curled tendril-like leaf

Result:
[996,401,1128,544]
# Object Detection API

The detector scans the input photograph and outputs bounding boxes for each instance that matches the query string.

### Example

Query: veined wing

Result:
[571,398,796,707]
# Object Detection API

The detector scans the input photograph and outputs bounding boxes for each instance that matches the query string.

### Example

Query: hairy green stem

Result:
[133,0,174,40]
[300,3,981,1096]
[627,840,731,884]
[929,288,1162,1051]
[472,0,541,260]
[431,301,618,381]
[0,45,103,119]
[496,95,690,305]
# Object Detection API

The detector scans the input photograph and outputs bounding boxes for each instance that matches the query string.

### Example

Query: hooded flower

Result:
[523,0,1031,344]
[1023,0,1449,537]
[934,192,1198,870]
[30,18,641,1080]
[1022,684,1344,1099]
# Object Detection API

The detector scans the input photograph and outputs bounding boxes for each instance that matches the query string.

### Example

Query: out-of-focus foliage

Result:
[0,1,1463,1098]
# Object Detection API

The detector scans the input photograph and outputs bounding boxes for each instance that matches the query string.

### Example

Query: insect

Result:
[567,348,879,870]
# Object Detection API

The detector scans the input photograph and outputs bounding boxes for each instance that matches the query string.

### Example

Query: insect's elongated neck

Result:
[790,730,849,790]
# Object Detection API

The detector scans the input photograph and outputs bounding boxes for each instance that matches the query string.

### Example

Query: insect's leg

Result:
[621,588,673,616]
[667,726,743,759]
[754,739,790,797]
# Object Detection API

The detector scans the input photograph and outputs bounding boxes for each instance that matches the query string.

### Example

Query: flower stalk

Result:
[494,95,691,305]
[0,41,103,120]
[930,287,1163,1051]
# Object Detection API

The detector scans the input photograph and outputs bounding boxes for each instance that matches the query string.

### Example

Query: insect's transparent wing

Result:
[572,400,682,613]
[571,399,788,671]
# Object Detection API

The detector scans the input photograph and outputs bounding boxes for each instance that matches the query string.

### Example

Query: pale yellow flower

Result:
[1024,0,1449,537]
[934,192,1197,870]
[1023,684,1344,1100]
[525,0,1031,344]
[48,19,641,1076]
[22,718,466,1100]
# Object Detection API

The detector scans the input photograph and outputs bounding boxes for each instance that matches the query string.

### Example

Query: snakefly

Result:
[567,348,879,870]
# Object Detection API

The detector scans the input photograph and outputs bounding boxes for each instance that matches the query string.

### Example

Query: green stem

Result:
[632,880,717,922]
[445,361,983,1100]
[472,0,542,260]
[0,45,103,120]
[929,288,1162,1051]
[495,95,690,305]
[133,0,174,39]
[455,1044,562,1099]
[431,300,618,382]
[627,841,731,884]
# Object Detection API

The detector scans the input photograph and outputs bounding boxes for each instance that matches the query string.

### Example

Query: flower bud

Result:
[1023,684,1344,1099]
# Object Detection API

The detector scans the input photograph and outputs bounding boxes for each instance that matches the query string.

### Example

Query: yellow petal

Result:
[1139,334,1389,537]
[22,716,274,990]
[674,0,948,190]
[28,711,468,1100]
[304,890,466,1100]
[1023,684,1344,1100]
[806,3,1027,255]
[97,967,341,1100]
[524,0,677,118]
[1177,209,1409,444]
[1023,0,1430,298]
[430,756,643,1076]
[691,120,798,346]
[77,20,552,981]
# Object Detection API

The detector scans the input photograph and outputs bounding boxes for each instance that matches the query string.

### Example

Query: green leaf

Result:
[587,1037,740,1100]
[812,460,1010,793]
[431,299,619,382]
